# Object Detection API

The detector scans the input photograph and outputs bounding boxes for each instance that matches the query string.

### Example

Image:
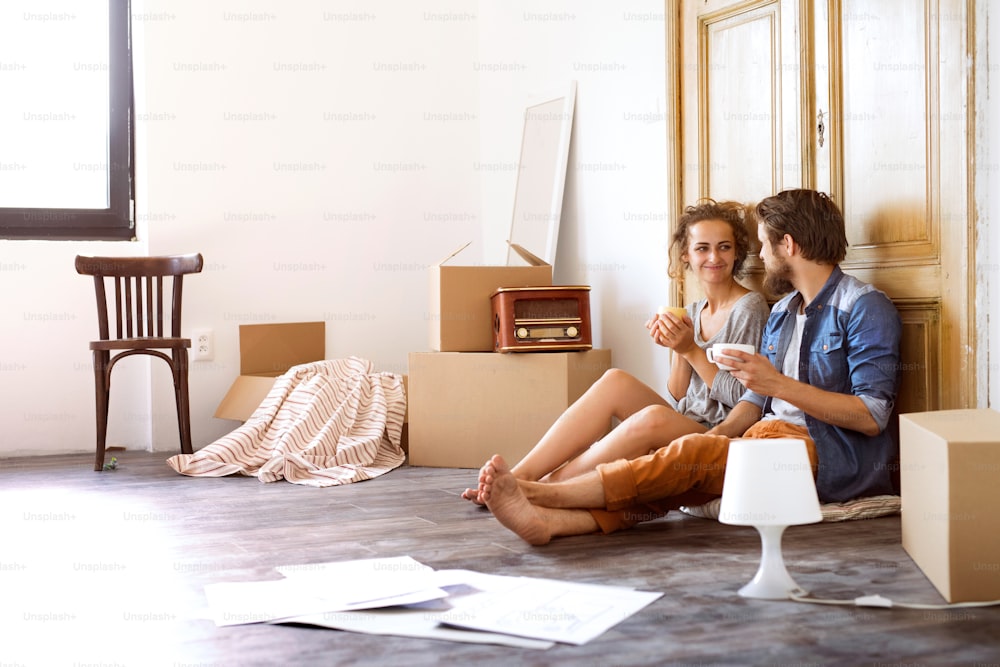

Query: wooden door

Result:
[671,0,976,413]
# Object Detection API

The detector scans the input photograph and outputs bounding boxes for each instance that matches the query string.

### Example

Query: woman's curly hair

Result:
[668,199,754,280]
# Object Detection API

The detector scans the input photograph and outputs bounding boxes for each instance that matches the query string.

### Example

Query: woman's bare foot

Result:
[460,487,485,505]
[481,455,552,545]
[459,458,496,506]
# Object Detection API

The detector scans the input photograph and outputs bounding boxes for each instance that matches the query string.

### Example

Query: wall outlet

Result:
[193,329,214,361]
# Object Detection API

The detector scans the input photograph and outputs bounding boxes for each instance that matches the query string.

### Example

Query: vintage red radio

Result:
[490,286,592,353]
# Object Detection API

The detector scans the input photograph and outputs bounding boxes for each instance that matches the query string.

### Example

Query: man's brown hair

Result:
[755,189,848,265]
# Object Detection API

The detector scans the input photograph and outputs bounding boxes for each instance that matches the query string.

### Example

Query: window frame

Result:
[0,0,135,241]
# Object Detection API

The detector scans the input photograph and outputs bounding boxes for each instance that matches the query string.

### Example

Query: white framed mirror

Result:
[505,81,576,267]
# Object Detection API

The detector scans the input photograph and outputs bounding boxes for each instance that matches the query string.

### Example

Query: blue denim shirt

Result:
[741,266,902,502]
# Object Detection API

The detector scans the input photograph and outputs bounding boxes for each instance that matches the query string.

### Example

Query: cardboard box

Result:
[429,243,552,352]
[899,409,1000,602]
[214,322,326,421]
[406,349,612,468]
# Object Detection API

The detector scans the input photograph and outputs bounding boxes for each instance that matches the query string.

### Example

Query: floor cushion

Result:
[680,495,901,522]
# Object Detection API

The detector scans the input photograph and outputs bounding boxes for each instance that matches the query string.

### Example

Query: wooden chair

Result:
[75,254,204,471]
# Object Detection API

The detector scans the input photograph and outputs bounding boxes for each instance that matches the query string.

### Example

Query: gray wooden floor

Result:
[1,450,998,666]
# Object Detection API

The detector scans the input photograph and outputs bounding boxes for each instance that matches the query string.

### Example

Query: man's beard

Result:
[763,257,794,296]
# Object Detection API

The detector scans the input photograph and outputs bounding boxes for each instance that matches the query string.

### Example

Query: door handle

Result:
[817,109,826,148]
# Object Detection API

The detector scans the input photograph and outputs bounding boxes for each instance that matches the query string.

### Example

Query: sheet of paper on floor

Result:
[435,572,663,645]
[282,607,555,650]
[205,556,447,626]
[204,557,662,646]
[276,556,441,606]
[279,567,661,647]
[279,567,557,648]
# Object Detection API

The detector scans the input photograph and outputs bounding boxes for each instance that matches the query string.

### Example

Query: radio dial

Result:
[566,326,579,338]
[516,327,529,339]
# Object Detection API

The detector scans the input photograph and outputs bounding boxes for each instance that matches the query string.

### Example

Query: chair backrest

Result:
[75,254,204,341]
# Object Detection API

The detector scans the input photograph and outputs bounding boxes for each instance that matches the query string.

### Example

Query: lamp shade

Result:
[719,438,822,527]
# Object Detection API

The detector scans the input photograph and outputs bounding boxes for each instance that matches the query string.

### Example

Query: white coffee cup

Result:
[706,343,755,370]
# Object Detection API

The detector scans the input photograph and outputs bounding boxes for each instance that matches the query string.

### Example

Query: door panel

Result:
[838,1,932,253]
[702,6,782,201]
[896,301,941,414]
[683,0,803,206]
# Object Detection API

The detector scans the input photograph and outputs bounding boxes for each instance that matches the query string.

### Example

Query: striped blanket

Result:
[167,358,406,487]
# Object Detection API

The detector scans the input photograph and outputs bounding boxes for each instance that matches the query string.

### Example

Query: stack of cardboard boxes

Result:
[407,244,612,468]
[210,246,612,470]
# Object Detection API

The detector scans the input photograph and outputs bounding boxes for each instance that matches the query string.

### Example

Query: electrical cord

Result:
[788,590,1000,610]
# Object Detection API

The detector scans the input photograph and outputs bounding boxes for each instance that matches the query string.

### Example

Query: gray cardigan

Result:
[666,291,770,427]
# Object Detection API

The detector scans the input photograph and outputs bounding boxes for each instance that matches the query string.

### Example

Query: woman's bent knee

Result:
[622,405,681,440]
[598,368,638,390]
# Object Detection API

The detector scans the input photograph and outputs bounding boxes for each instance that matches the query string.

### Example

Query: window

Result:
[0,0,134,240]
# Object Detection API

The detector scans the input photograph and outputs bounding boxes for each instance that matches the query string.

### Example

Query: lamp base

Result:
[738,524,806,600]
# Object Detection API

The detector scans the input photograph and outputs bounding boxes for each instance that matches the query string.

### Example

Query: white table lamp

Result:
[718,438,822,599]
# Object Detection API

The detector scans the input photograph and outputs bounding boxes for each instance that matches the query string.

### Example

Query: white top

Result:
[765,311,807,426]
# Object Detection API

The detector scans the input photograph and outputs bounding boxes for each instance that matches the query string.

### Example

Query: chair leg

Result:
[173,348,193,455]
[93,351,111,471]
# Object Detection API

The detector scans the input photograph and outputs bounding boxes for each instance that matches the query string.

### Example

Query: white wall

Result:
[0,0,672,457]
[139,0,488,449]
[477,1,671,390]
[0,237,151,456]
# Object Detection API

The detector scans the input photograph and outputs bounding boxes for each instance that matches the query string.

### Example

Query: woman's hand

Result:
[647,311,696,354]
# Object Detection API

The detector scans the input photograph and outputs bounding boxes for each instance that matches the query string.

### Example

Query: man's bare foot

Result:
[481,455,552,545]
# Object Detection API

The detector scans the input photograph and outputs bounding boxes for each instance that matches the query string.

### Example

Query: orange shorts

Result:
[589,420,818,534]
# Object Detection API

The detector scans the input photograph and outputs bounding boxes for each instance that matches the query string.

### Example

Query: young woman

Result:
[462,199,769,502]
